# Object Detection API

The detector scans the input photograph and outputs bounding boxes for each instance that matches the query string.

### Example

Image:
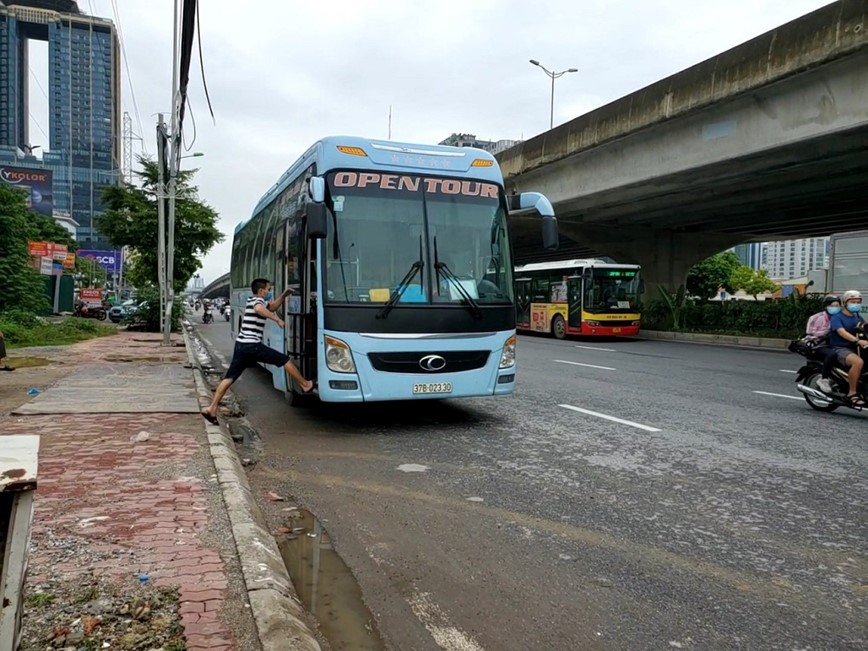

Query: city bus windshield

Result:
[323,171,513,306]
[585,268,640,312]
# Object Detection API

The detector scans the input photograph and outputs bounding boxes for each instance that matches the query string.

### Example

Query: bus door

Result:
[284,225,317,389]
[515,277,531,327]
[568,275,583,329]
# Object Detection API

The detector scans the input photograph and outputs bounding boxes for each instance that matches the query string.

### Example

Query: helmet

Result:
[842,290,862,303]
[823,294,840,305]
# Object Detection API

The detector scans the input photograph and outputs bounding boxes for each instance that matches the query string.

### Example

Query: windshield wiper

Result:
[433,237,482,319]
[377,258,424,319]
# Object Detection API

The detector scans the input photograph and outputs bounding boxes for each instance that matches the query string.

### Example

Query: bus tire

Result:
[551,314,566,340]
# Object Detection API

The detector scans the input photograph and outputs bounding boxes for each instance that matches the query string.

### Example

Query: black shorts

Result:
[0,338,6,359]
[224,341,290,381]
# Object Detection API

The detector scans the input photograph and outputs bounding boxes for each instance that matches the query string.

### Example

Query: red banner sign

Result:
[80,288,103,302]
[28,241,48,257]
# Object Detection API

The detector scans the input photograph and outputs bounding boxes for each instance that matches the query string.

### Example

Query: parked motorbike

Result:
[791,328,868,412]
[74,303,107,321]
[202,308,214,324]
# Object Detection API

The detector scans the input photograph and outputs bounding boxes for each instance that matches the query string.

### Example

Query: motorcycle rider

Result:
[828,289,868,407]
[807,295,840,393]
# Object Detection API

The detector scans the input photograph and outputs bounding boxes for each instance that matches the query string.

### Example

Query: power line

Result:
[108,0,149,156]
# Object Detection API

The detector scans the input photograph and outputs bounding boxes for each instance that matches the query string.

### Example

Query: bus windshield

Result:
[586,268,640,312]
[323,171,513,305]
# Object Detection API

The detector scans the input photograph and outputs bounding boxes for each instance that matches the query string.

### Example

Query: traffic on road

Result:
[189,312,867,651]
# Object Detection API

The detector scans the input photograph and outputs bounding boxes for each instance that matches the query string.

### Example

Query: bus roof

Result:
[515,259,641,272]
[249,135,504,222]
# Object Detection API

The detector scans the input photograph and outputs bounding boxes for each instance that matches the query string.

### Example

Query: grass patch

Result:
[1,317,117,348]
[5,356,51,368]
[25,592,55,608]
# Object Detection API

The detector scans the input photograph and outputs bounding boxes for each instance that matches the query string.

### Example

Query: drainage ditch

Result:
[277,508,386,651]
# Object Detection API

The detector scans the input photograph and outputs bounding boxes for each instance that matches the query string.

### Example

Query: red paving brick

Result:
[1,332,243,650]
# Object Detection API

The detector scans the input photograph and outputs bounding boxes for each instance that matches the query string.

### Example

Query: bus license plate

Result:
[612,327,622,333]
[413,382,453,395]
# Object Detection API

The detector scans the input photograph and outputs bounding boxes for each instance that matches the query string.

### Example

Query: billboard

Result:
[0,166,53,217]
[78,249,122,274]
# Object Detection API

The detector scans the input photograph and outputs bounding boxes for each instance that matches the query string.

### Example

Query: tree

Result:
[97,157,223,293]
[730,266,778,299]
[686,251,742,300]
[0,184,51,313]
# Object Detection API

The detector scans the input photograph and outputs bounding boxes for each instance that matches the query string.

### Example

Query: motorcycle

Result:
[791,328,868,412]
[223,305,231,322]
[74,302,107,321]
[202,308,214,324]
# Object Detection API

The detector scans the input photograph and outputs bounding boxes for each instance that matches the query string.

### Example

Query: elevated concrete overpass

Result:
[199,272,229,300]
[500,0,868,295]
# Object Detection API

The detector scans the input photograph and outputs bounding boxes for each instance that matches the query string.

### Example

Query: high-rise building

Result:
[763,237,830,280]
[0,1,120,246]
[439,133,521,156]
[731,242,765,270]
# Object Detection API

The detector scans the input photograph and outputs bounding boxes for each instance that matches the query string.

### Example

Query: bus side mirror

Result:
[541,217,558,251]
[306,203,327,240]
[508,192,559,251]
[309,176,326,203]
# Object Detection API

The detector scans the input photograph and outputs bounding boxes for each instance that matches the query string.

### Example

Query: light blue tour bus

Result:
[230,135,558,405]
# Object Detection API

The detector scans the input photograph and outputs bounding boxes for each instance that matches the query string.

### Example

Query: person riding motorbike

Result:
[827,289,867,407]
[805,295,841,393]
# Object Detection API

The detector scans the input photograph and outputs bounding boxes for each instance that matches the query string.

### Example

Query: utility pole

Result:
[156,114,168,336]
[122,111,143,185]
[163,0,182,346]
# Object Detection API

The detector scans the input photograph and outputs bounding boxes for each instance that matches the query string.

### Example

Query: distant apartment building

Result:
[763,237,830,279]
[439,133,521,155]
[0,0,121,246]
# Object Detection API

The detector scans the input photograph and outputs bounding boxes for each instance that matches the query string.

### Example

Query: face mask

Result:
[847,303,862,313]
[827,306,841,315]
[264,291,273,301]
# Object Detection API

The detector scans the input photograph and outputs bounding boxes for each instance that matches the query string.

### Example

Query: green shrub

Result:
[0,316,116,347]
[0,308,44,329]
[125,286,183,332]
[643,294,823,338]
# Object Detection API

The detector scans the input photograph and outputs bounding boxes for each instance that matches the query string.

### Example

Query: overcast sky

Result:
[28,0,833,285]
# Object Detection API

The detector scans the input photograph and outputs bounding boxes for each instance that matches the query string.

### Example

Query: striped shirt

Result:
[236,296,267,343]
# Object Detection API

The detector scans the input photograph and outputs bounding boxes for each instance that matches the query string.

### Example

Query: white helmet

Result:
[842,290,862,303]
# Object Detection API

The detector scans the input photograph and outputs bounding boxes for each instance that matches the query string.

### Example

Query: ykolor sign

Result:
[0,166,54,217]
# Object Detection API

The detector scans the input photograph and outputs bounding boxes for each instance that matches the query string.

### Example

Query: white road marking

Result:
[408,591,486,651]
[558,404,662,432]
[575,344,617,352]
[554,359,616,371]
[752,390,802,401]
[779,369,798,374]
[397,464,430,473]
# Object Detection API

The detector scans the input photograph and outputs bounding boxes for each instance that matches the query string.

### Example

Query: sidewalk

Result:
[0,332,259,650]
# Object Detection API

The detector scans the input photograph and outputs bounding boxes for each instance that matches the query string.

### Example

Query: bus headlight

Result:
[499,335,516,369]
[325,336,356,373]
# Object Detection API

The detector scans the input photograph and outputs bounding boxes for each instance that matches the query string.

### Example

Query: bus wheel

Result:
[552,315,566,340]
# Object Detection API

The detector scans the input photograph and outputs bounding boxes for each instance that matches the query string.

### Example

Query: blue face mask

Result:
[264,291,273,302]
[847,303,862,313]
[827,306,841,315]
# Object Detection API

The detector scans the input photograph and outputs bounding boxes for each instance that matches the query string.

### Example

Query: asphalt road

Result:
[194,316,867,651]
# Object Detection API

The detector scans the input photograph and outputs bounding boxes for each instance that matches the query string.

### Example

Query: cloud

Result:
[37,0,831,282]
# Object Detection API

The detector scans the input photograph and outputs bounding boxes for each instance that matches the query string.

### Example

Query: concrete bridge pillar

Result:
[557,224,743,302]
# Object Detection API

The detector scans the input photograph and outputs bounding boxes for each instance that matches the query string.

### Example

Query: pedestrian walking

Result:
[0,330,14,371]
[200,278,313,424]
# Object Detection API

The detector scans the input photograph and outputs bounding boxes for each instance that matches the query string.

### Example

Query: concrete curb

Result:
[639,329,791,350]
[181,327,322,651]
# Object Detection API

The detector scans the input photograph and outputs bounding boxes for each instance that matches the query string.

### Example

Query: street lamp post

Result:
[529,59,578,130]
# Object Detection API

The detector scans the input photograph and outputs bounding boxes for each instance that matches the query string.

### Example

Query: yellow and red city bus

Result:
[514,259,641,338]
